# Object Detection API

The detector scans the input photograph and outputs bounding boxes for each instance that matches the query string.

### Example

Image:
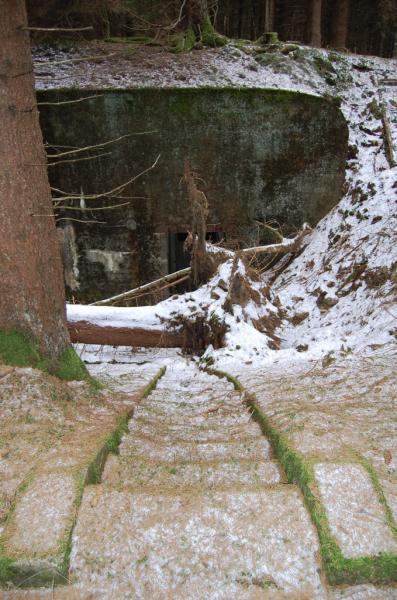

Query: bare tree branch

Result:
[51,154,161,202]
[20,26,94,32]
[36,53,116,66]
[47,152,111,167]
[46,132,156,159]
[90,266,192,306]
[54,202,130,212]
[38,94,102,106]
[241,224,312,256]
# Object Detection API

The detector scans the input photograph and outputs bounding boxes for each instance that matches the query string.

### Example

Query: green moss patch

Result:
[172,27,196,53]
[0,329,49,370]
[201,16,228,48]
[0,552,14,582]
[0,328,97,386]
[207,367,397,585]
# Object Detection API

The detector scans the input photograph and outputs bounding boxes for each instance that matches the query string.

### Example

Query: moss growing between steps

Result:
[207,367,397,585]
[0,552,14,583]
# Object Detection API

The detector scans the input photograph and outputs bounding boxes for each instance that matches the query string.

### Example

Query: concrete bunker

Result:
[38,88,348,302]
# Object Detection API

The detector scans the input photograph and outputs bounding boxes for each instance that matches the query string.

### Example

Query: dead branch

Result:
[48,152,111,167]
[110,274,191,304]
[380,104,396,168]
[20,26,93,32]
[36,53,115,66]
[184,160,210,286]
[38,95,102,106]
[54,202,130,212]
[46,132,156,159]
[254,220,284,242]
[51,154,161,202]
[90,267,192,306]
[241,223,312,256]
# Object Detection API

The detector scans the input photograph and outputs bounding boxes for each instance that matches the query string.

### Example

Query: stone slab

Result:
[70,485,326,599]
[5,473,77,560]
[314,463,397,558]
[103,455,284,490]
[119,436,272,463]
[127,419,263,443]
[330,584,397,599]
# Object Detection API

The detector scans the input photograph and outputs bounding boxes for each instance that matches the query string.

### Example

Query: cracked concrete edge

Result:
[209,367,397,586]
[0,366,167,589]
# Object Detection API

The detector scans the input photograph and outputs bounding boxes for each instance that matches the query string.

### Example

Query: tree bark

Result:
[310,0,322,47]
[184,0,209,28]
[332,0,350,48]
[68,321,185,348]
[0,0,70,360]
[264,0,275,33]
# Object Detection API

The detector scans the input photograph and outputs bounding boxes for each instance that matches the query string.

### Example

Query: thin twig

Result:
[21,26,94,32]
[38,94,102,106]
[36,53,115,66]
[48,152,111,167]
[55,202,130,211]
[46,132,156,158]
[51,154,161,201]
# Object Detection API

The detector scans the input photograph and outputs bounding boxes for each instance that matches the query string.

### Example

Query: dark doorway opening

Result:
[168,231,224,273]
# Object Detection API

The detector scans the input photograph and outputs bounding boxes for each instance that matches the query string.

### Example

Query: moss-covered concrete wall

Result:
[38,88,348,302]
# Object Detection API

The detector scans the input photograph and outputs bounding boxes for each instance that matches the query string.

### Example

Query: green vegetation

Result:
[0,328,98,386]
[56,346,89,381]
[0,552,14,582]
[143,366,167,397]
[353,451,397,539]
[201,16,228,48]
[0,329,49,370]
[208,367,397,585]
[173,27,196,53]
[105,415,130,455]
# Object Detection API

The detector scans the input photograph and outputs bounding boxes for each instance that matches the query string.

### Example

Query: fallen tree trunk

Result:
[241,224,312,256]
[68,320,185,348]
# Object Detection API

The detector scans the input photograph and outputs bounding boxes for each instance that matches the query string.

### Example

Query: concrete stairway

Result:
[70,362,327,599]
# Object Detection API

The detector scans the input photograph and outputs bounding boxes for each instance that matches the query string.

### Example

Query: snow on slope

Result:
[273,54,397,360]
[59,44,396,364]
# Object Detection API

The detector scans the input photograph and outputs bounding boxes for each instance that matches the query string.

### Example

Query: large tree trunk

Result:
[184,0,209,28]
[310,0,322,47]
[0,0,70,361]
[332,0,350,48]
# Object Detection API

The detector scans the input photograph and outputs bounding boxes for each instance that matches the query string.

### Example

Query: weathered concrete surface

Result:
[2,348,397,598]
[38,87,347,301]
[71,485,325,599]
[69,362,326,599]
[0,354,163,583]
[235,350,397,564]
[314,463,397,558]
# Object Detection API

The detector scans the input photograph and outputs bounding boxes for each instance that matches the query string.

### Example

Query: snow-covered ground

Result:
[41,42,396,368]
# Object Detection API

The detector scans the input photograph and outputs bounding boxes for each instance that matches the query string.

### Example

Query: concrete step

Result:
[133,405,252,427]
[103,454,284,490]
[70,484,327,599]
[119,435,272,463]
[127,418,262,444]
